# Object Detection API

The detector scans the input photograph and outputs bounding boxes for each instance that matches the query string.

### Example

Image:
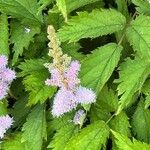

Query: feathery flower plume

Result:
[45,25,96,117]
[0,55,16,100]
[0,115,13,139]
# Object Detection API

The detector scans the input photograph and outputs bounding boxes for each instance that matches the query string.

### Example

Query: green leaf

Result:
[0,100,8,116]
[56,0,67,21]
[109,112,130,136]
[58,9,126,42]
[0,14,9,56]
[11,95,30,127]
[112,130,150,150]
[132,0,150,15]
[48,123,79,150]
[96,86,118,112]
[116,58,150,114]
[38,0,54,14]
[19,59,56,105]
[80,43,122,93]
[22,104,47,150]
[116,0,130,20]
[10,20,40,64]
[0,0,43,26]
[2,133,26,150]
[64,121,109,150]
[66,0,102,13]
[126,15,150,59]
[61,42,84,60]
[131,100,150,143]
[142,79,150,109]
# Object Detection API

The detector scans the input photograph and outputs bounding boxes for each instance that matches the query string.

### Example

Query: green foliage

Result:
[132,0,150,15]
[109,112,130,136]
[18,59,56,105]
[142,79,150,109]
[64,121,109,150]
[80,43,122,93]
[0,0,43,26]
[48,123,79,150]
[10,20,40,64]
[126,15,150,59]
[131,100,150,143]
[2,133,26,150]
[0,14,9,56]
[116,58,150,114]
[0,0,150,149]
[112,130,150,150]
[22,104,47,150]
[58,9,126,42]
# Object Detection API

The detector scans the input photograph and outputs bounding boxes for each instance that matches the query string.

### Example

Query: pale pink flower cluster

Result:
[0,55,16,100]
[46,60,96,117]
[0,115,13,139]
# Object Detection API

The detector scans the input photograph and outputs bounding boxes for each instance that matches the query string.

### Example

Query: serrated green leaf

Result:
[11,95,30,127]
[131,100,150,143]
[58,9,126,42]
[142,79,150,109]
[109,112,130,136]
[48,123,79,150]
[112,130,150,150]
[116,0,130,20]
[132,0,150,15]
[126,15,150,59]
[38,0,54,14]
[0,0,43,26]
[19,59,56,105]
[80,43,122,93]
[22,104,47,150]
[10,20,40,64]
[64,121,109,150]
[96,86,118,112]
[66,0,102,13]
[116,58,150,114]
[56,0,67,21]
[61,42,84,60]
[2,133,26,150]
[0,14,9,56]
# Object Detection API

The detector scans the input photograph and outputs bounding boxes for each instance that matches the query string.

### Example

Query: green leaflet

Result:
[80,43,122,93]
[64,121,109,150]
[116,58,150,114]
[18,59,56,106]
[56,0,67,21]
[112,130,150,150]
[132,0,150,15]
[22,104,47,150]
[131,100,150,143]
[0,14,9,56]
[90,86,118,122]
[48,123,79,150]
[0,100,8,116]
[10,20,40,64]
[142,79,150,109]
[1,133,26,150]
[109,112,130,136]
[126,15,150,60]
[58,9,126,42]
[11,95,30,127]
[0,0,43,26]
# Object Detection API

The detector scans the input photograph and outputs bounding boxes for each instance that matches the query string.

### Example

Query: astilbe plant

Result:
[45,25,96,117]
[0,0,150,150]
